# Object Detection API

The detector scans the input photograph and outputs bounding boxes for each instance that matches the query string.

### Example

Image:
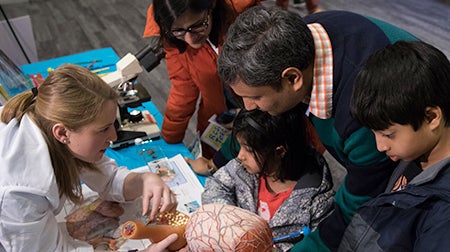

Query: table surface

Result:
[105,100,207,186]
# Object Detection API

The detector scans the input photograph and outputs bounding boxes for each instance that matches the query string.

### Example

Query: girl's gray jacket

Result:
[202,156,335,251]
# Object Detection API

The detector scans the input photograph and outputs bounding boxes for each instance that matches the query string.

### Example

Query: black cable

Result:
[0,4,31,64]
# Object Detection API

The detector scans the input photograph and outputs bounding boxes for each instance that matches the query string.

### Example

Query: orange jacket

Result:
[143,0,259,145]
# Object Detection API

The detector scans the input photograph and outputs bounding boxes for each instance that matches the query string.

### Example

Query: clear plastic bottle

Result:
[0,50,32,100]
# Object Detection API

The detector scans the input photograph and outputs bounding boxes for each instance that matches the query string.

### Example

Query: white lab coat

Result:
[0,114,132,251]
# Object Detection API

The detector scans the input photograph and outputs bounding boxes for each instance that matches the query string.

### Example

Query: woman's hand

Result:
[140,172,177,221]
[184,157,216,176]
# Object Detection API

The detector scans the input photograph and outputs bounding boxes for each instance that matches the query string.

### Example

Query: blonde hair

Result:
[1,64,118,203]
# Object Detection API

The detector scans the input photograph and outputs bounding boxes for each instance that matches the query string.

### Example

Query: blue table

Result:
[105,100,207,185]
[20,48,207,186]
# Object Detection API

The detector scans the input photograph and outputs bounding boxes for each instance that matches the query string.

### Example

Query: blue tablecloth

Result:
[20,48,207,186]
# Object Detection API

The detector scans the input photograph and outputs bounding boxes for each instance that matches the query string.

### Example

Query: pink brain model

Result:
[185,204,274,252]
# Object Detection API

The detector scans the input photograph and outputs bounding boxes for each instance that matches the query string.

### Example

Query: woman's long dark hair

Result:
[231,104,320,181]
[153,0,237,53]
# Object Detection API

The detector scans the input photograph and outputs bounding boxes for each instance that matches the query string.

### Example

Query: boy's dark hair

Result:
[351,41,450,131]
[153,0,236,53]
[231,104,320,181]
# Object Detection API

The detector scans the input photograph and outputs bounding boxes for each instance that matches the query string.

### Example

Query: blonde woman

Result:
[0,64,177,251]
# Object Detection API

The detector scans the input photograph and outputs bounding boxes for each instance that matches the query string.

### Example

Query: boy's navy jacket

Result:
[339,157,450,251]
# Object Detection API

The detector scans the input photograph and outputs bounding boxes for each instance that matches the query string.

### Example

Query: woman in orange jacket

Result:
[143,0,259,158]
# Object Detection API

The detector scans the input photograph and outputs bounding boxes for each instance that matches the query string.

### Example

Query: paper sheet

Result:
[132,154,204,215]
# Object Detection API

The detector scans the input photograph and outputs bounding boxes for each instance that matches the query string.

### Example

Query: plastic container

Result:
[0,50,32,100]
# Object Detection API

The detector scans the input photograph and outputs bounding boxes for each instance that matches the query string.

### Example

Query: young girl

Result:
[0,64,177,251]
[202,105,335,251]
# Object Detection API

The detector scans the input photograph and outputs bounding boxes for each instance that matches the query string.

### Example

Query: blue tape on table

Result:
[20,47,119,79]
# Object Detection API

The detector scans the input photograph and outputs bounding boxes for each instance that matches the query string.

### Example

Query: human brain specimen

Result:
[185,204,274,252]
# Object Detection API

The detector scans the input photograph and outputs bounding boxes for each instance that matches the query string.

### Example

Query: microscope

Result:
[102,44,165,149]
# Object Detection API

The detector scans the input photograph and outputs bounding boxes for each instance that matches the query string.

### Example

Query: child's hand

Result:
[184,157,216,176]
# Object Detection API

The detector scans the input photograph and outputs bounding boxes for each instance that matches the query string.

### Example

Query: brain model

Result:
[185,204,274,252]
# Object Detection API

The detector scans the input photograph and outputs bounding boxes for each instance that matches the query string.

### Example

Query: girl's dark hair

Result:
[231,104,320,181]
[153,0,237,53]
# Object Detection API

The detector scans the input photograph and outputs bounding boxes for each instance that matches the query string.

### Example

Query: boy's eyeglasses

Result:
[170,11,209,38]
